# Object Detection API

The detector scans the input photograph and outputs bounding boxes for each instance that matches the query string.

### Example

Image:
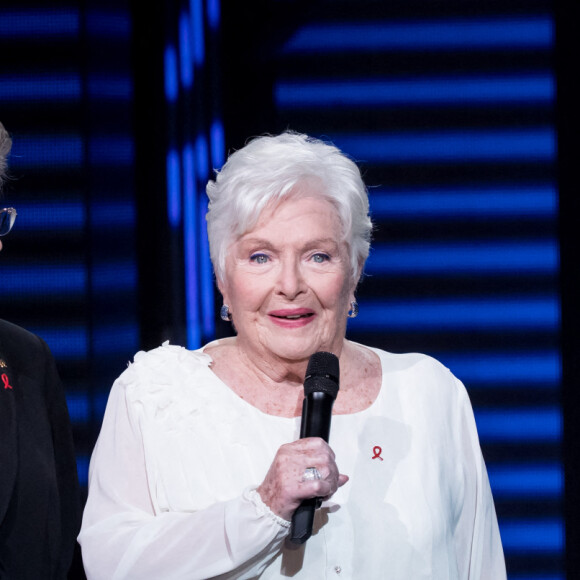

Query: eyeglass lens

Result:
[0,208,16,236]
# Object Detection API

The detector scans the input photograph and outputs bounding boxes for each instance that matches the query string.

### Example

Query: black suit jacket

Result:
[0,319,81,579]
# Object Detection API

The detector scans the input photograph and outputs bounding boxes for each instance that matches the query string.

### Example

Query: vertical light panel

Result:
[164,0,221,348]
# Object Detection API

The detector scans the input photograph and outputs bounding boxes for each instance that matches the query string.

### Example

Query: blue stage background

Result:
[0,1,570,577]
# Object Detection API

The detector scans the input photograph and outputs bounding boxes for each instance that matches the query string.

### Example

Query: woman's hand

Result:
[256,438,349,521]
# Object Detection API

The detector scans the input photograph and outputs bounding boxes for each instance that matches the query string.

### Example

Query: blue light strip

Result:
[210,119,225,169]
[179,10,193,88]
[331,129,556,163]
[85,9,131,37]
[439,351,561,386]
[283,17,553,53]
[27,327,88,360]
[76,454,90,487]
[366,240,559,275]
[193,135,214,340]
[66,393,90,423]
[352,296,559,332]
[499,518,563,553]
[92,323,139,355]
[91,261,137,291]
[0,10,79,38]
[276,73,554,108]
[207,0,220,31]
[0,262,136,295]
[195,135,209,182]
[88,75,132,100]
[10,135,84,168]
[164,45,179,103]
[13,201,85,230]
[0,265,86,296]
[474,408,561,442]
[91,201,135,228]
[487,463,563,497]
[191,0,205,64]
[183,144,201,348]
[167,148,181,227]
[368,185,557,219]
[0,73,156,103]
[0,74,81,101]
[199,196,215,338]
[89,136,134,165]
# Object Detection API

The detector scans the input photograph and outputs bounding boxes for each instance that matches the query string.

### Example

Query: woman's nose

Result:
[276,258,306,299]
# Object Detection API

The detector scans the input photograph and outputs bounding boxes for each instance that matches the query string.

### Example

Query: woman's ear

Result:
[217,277,229,306]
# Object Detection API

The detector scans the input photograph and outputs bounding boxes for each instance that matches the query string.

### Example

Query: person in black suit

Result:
[0,121,81,578]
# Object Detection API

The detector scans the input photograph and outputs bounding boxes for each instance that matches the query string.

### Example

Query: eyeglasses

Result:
[0,208,17,236]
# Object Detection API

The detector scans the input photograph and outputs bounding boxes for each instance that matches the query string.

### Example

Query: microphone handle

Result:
[289,498,318,544]
[290,392,335,544]
[299,391,334,440]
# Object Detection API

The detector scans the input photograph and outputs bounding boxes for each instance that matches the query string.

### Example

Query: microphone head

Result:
[304,351,339,398]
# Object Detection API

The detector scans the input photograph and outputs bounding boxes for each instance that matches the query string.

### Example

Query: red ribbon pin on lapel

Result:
[372,446,383,461]
[2,373,12,390]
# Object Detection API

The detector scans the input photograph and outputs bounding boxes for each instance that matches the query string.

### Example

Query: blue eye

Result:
[312,253,330,263]
[250,253,269,264]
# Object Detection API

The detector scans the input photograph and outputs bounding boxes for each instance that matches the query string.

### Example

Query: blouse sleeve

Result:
[452,377,507,579]
[79,361,289,580]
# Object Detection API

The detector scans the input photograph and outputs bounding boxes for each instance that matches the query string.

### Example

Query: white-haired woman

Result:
[80,132,506,579]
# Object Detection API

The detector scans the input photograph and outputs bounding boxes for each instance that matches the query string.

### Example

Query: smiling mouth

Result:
[272,313,314,320]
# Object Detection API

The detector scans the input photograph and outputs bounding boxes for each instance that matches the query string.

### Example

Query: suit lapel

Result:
[0,345,18,526]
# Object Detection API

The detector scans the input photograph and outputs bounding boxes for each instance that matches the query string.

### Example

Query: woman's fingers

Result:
[256,438,348,521]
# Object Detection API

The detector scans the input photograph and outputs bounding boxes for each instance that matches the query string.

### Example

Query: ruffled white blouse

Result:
[79,342,506,579]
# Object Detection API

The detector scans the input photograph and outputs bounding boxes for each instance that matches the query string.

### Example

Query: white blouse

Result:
[79,342,506,579]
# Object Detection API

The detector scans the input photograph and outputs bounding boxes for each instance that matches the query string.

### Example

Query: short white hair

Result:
[0,121,12,192]
[206,131,372,284]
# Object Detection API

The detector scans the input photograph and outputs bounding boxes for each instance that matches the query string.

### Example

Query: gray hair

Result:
[0,122,12,192]
[206,131,372,284]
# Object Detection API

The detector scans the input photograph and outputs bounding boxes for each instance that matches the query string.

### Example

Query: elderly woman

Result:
[0,121,81,578]
[80,132,506,578]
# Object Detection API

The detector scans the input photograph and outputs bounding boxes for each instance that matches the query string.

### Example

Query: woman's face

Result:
[219,194,356,364]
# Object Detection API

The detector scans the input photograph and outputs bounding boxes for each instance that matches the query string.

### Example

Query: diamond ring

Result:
[302,467,322,481]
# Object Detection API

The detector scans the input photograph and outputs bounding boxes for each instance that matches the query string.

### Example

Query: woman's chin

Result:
[264,338,330,364]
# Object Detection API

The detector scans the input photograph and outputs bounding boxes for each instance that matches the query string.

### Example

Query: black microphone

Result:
[290,351,340,544]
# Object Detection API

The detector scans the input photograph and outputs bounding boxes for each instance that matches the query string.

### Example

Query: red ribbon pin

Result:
[372,446,383,461]
[2,373,12,390]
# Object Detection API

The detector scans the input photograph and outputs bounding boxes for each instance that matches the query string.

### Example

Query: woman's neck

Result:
[205,337,381,418]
